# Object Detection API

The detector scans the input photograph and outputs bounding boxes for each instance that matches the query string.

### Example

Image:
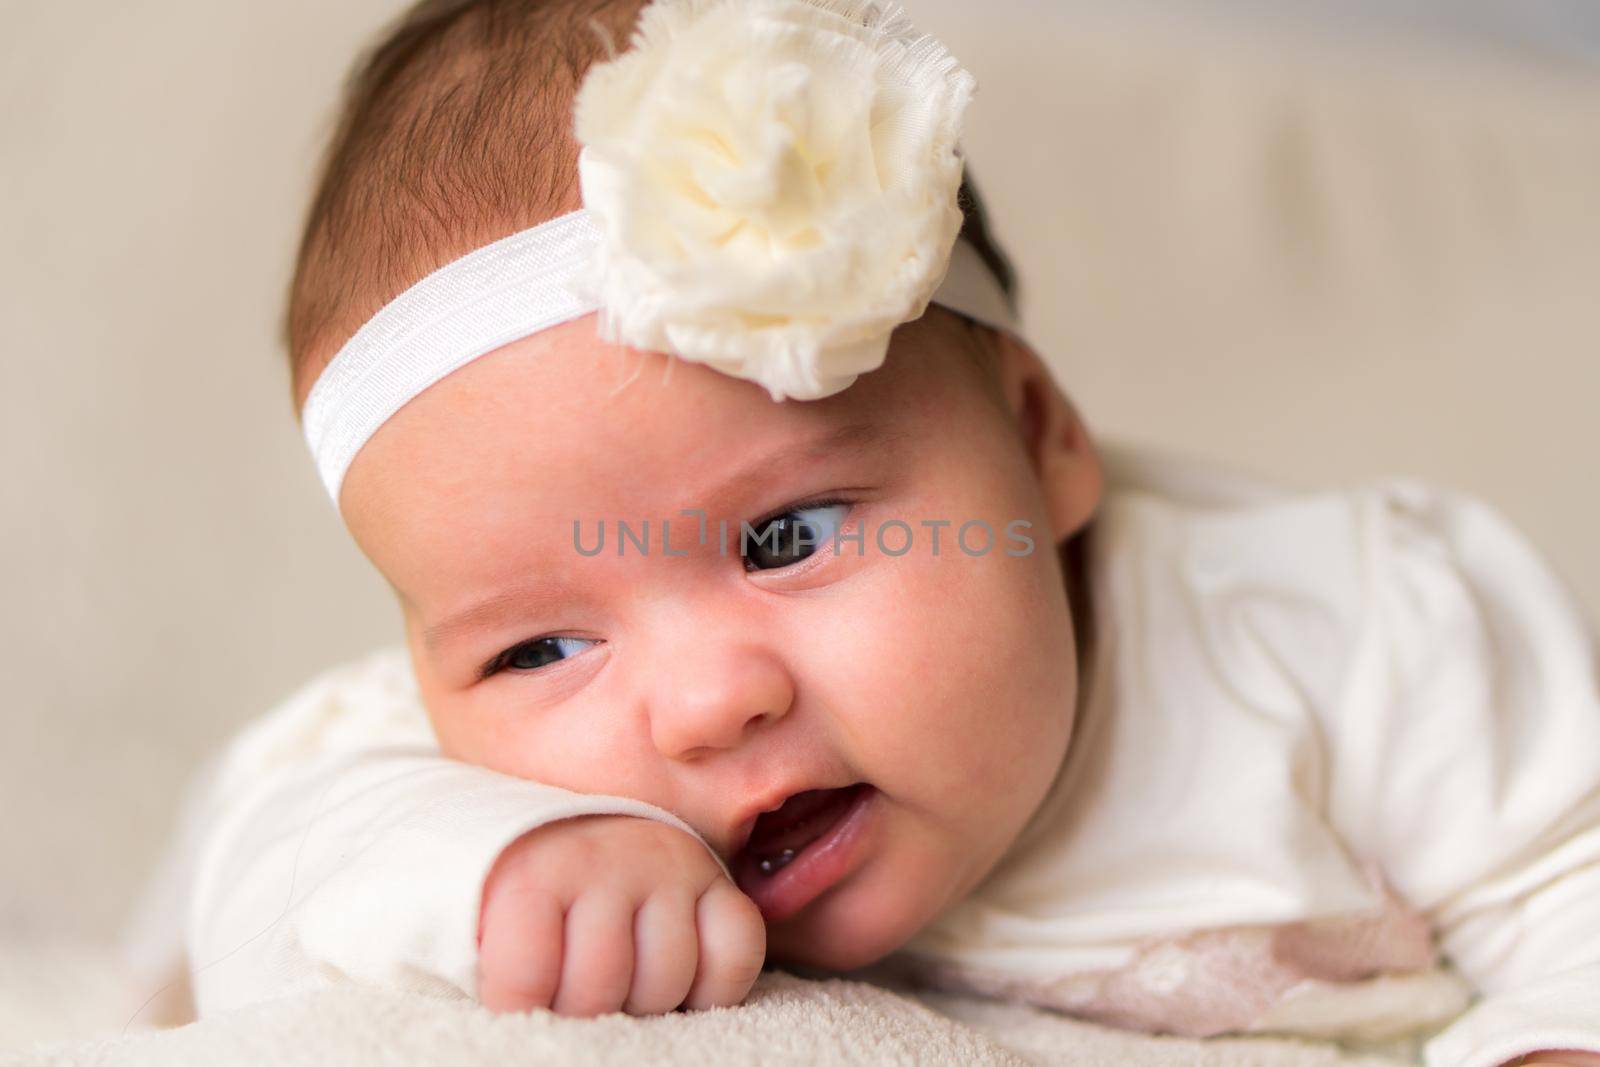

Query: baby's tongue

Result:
[744,785,861,861]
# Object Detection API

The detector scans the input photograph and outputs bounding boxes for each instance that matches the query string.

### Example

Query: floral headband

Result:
[301,0,1016,508]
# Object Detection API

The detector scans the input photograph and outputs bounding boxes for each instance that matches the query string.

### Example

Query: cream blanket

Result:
[1,938,1423,1067]
[12,968,1416,1067]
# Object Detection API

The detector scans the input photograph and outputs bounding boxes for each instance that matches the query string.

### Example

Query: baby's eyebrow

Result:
[806,419,891,456]
[421,582,573,656]
[697,419,903,511]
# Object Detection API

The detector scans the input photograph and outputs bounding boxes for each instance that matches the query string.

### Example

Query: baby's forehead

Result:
[341,309,982,554]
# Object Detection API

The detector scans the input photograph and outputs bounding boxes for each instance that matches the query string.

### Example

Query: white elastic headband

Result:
[299,208,1017,508]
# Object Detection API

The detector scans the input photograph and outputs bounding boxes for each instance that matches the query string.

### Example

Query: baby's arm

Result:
[1314,483,1600,1067]
[183,647,754,1016]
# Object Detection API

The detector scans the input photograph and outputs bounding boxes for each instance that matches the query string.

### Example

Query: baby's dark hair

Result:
[283,0,1020,411]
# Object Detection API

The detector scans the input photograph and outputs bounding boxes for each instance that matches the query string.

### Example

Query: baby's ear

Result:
[990,328,1103,545]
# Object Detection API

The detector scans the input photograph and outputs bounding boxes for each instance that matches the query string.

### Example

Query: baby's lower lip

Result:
[732,784,878,923]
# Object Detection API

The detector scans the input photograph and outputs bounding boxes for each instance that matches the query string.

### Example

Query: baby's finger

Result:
[624,889,699,1015]
[550,890,635,1018]
[682,879,766,1012]
[477,890,564,1013]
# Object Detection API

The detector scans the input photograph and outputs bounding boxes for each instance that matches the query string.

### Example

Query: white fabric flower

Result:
[571,0,976,401]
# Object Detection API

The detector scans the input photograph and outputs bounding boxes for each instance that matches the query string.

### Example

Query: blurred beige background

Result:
[1,0,1596,971]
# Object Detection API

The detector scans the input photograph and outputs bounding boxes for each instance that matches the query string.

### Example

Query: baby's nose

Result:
[648,642,795,761]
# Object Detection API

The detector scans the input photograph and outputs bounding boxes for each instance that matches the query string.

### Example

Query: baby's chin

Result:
[764,902,915,973]
[761,835,964,973]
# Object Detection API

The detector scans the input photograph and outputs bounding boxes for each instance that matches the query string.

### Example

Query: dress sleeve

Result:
[1316,481,1600,1067]
[183,646,730,1017]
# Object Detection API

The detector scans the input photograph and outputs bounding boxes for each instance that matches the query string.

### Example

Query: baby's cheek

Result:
[843,552,1058,795]
[423,688,589,787]
[924,546,1075,796]
[420,700,479,763]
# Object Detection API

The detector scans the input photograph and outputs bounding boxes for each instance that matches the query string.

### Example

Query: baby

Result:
[150,2,1600,1065]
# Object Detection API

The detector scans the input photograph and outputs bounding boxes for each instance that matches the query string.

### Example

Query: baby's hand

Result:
[476,814,766,1017]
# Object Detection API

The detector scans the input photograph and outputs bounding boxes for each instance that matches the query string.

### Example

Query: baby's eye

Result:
[743,501,851,573]
[490,635,597,676]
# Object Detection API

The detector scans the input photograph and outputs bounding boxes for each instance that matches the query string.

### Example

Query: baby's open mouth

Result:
[732,782,877,921]
[739,784,868,873]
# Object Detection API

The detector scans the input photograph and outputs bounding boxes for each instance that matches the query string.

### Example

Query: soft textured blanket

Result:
[5,951,1420,1067]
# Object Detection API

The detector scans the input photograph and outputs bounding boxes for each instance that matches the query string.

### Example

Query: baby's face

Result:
[339,307,1090,970]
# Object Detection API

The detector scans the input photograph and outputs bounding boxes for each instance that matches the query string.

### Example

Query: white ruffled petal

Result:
[572,0,975,401]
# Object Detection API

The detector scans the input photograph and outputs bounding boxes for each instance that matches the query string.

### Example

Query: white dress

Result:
[125,442,1600,1067]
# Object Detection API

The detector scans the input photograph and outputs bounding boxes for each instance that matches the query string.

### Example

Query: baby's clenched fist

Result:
[476,814,766,1017]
